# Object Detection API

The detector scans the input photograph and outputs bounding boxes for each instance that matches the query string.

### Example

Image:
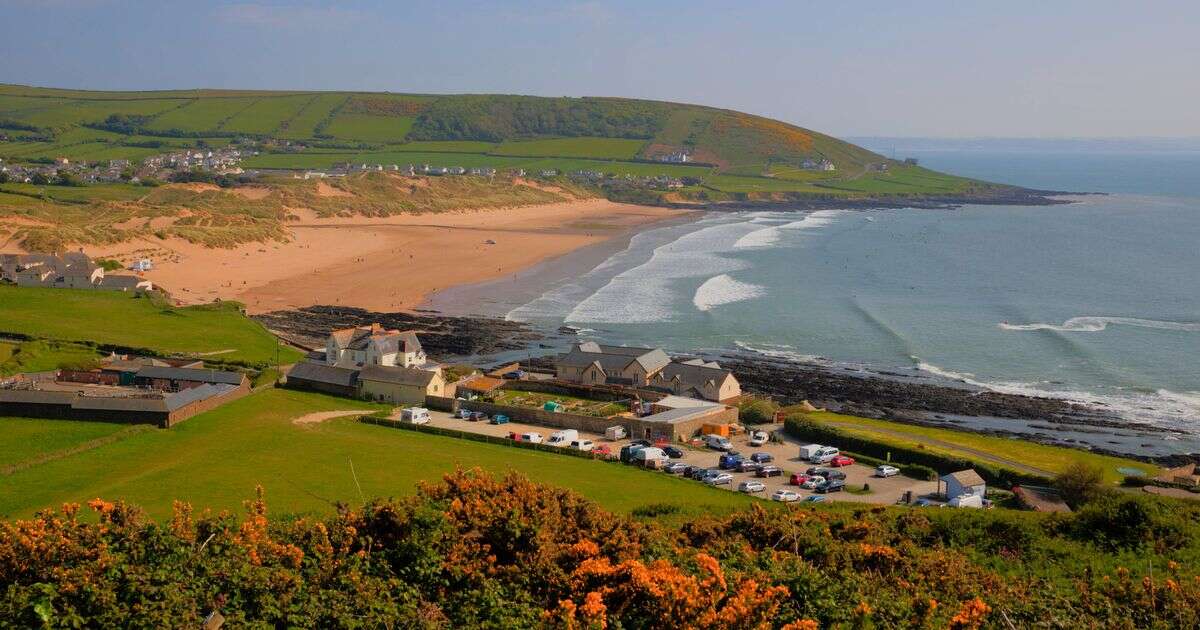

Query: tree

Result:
[30,172,50,186]
[0,171,8,184]
[1054,461,1106,507]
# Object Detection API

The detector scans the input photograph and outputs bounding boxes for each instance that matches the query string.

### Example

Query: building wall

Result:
[359,379,428,405]
[161,382,250,428]
[283,376,358,398]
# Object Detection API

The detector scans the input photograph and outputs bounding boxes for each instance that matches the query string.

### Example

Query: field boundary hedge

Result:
[360,415,619,463]
[783,414,1049,488]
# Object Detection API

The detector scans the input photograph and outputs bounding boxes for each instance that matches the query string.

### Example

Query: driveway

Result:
[422,411,938,505]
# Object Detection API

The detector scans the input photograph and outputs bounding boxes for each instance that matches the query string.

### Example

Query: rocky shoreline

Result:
[670,187,1087,213]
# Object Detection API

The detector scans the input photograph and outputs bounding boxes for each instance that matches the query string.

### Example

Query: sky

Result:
[2,0,1199,138]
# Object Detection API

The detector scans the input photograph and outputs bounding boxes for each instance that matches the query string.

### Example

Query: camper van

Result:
[570,439,595,452]
[633,447,667,465]
[604,426,627,441]
[517,432,543,444]
[546,429,579,447]
[798,444,825,461]
[401,407,431,425]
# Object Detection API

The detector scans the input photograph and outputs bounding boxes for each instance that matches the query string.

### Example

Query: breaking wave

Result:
[734,209,846,249]
[693,274,765,312]
[1000,316,1200,333]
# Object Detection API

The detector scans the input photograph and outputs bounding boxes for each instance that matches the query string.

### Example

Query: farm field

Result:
[491,137,646,159]
[219,95,312,135]
[0,388,754,520]
[145,98,256,133]
[276,93,345,139]
[0,286,302,366]
[322,112,415,143]
[815,165,975,194]
[803,410,1158,483]
[704,173,841,194]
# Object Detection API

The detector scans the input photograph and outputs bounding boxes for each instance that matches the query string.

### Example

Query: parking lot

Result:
[421,410,938,505]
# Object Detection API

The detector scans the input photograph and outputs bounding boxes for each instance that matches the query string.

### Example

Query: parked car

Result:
[800,476,824,489]
[817,479,846,494]
[798,444,825,461]
[771,489,802,502]
[663,445,684,458]
[749,452,774,463]
[546,429,579,447]
[516,432,543,444]
[682,465,706,479]
[748,430,769,446]
[705,472,734,486]
[468,411,487,422]
[604,426,627,441]
[824,470,847,481]
[738,480,766,493]
[802,495,827,503]
[829,455,855,467]
[756,465,783,478]
[569,439,594,452]
[789,472,808,486]
[489,414,510,425]
[704,434,733,451]
[663,461,689,474]
[456,408,472,420]
[718,454,744,470]
[630,439,654,448]
[735,460,761,473]
[503,370,525,379]
[697,468,722,481]
[875,465,900,478]
[812,447,840,464]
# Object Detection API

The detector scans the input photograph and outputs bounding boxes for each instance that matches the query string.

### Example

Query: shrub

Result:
[1054,461,1107,507]
[738,398,779,424]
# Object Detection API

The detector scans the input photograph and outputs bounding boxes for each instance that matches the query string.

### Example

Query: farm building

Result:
[941,469,987,501]
[357,364,447,405]
[284,362,360,398]
[132,366,249,392]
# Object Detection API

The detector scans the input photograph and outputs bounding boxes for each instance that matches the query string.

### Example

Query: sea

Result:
[430,140,1200,454]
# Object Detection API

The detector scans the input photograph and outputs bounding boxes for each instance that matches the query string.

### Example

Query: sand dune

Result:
[89,199,686,314]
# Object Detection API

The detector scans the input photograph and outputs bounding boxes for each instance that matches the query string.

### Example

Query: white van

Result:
[798,444,825,461]
[518,432,544,444]
[546,429,579,447]
[401,407,430,425]
[812,446,840,464]
[570,439,595,452]
[703,434,732,451]
[604,426,627,441]
[633,446,666,463]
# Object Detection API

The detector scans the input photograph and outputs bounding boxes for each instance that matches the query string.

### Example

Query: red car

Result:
[829,455,855,467]
[790,472,807,486]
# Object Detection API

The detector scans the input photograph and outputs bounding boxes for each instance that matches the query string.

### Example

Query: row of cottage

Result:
[285,327,742,406]
[1,252,152,292]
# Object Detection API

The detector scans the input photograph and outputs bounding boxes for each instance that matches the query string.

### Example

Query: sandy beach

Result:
[87,199,688,314]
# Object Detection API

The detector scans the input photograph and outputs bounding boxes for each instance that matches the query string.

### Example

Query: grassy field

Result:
[0,286,301,366]
[322,113,415,143]
[0,340,101,376]
[0,388,754,520]
[145,98,256,133]
[491,137,646,159]
[0,417,135,470]
[804,410,1158,483]
[219,95,312,135]
[0,182,147,202]
[276,93,346,139]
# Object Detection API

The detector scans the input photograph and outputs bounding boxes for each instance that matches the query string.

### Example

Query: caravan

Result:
[400,407,430,425]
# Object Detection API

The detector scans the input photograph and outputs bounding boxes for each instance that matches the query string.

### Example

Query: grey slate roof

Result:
[557,344,670,374]
[657,361,733,387]
[162,383,237,411]
[640,406,722,425]
[944,469,986,487]
[134,366,245,385]
[287,361,360,387]
[97,275,145,290]
[358,364,437,387]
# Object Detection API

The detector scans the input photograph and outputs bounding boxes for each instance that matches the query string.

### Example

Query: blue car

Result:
[750,452,774,463]
[489,414,510,425]
[719,454,744,470]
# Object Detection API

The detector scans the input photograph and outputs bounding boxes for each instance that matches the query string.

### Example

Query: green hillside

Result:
[0,83,997,198]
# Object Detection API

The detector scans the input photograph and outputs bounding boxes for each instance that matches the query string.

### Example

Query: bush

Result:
[737,398,779,424]
[1070,494,1190,552]
[1054,461,1107,507]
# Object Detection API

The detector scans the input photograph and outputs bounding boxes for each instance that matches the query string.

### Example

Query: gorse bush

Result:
[4,470,1200,628]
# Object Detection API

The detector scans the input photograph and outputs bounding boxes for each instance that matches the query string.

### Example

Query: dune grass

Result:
[0,388,754,520]
[0,286,301,366]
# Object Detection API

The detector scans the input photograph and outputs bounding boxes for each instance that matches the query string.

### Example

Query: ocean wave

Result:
[693,274,766,312]
[914,360,1200,429]
[1000,316,1200,333]
[733,209,845,249]
[733,341,824,364]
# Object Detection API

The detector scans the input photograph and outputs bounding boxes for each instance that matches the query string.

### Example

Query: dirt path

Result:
[820,421,1057,477]
[291,410,368,426]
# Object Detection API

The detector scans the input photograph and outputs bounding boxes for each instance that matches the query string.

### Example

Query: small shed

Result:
[941,469,986,501]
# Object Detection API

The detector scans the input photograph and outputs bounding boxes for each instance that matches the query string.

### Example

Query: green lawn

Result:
[805,410,1158,483]
[0,388,753,520]
[0,286,301,366]
[0,417,134,470]
[0,340,101,376]
[491,137,646,159]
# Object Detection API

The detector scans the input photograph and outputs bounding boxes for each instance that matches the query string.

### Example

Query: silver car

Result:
[738,480,766,493]
[705,472,734,486]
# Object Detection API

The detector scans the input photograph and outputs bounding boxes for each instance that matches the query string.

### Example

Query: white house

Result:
[325,324,426,369]
[941,469,986,501]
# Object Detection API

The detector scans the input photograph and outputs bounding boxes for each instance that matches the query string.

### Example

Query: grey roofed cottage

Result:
[284,361,360,397]
[941,469,987,500]
[326,324,426,368]
[556,343,670,387]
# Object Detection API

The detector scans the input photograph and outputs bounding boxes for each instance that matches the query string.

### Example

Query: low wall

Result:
[360,415,622,462]
[424,395,457,413]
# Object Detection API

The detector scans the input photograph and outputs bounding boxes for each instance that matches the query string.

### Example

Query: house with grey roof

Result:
[325,324,426,369]
[555,343,741,402]
[358,364,447,405]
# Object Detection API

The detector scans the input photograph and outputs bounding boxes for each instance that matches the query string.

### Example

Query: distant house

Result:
[284,362,361,398]
[650,359,742,402]
[58,262,104,289]
[357,364,447,405]
[941,469,987,501]
[325,324,426,368]
[97,275,153,292]
[659,151,691,163]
